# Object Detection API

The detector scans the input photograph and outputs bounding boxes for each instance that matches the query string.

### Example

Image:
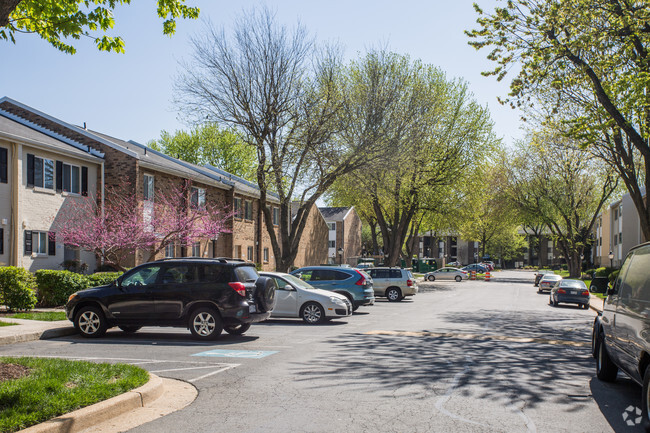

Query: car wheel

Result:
[254,277,277,313]
[224,323,251,335]
[455,275,462,282]
[118,326,141,333]
[74,306,107,338]
[642,364,650,432]
[427,275,435,282]
[189,307,223,340]
[301,302,325,324]
[549,296,553,306]
[596,334,618,382]
[386,287,402,302]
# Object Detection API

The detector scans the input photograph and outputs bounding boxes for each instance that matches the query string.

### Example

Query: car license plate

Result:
[249,304,257,313]
[569,290,576,295]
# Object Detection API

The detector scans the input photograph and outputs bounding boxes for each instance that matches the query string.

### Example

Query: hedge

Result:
[0,267,37,311]
[35,270,123,307]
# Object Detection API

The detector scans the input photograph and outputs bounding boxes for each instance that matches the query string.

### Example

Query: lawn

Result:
[0,321,16,327]
[6,312,67,321]
[0,357,149,433]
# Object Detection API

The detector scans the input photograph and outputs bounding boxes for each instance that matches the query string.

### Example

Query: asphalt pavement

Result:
[0,270,639,433]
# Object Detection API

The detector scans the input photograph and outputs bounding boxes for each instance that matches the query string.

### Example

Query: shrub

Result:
[60,259,89,274]
[87,272,122,287]
[609,270,620,283]
[35,270,90,307]
[595,267,617,278]
[0,267,37,311]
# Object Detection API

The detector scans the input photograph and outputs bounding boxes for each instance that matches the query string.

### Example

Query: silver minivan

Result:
[367,268,418,302]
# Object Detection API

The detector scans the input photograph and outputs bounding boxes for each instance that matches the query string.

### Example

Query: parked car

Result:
[462,264,488,274]
[481,261,495,271]
[447,261,462,268]
[549,279,590,309]
[356,263,374,270]
[65,258,277,340]
[424,267,468,282]
[260,272,352,324]
[593,242,650,431]
[367,267,418,302]
[537,274,562,293]
[534,269,554,287]
[290,266,374,311]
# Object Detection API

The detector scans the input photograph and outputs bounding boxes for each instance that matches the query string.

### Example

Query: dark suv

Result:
[593,242,650,431]
[65,258,277,340]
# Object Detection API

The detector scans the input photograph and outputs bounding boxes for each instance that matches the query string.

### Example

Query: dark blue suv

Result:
[290,266,374,311]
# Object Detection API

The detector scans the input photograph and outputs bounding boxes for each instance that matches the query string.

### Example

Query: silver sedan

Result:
[424,267,468,282]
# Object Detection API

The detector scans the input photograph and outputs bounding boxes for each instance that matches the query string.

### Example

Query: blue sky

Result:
[0,0,523,148]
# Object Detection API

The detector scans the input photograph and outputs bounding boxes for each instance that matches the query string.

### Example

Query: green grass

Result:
[0,357,149,433]
[6,312,67,321]
[0,321,16,327]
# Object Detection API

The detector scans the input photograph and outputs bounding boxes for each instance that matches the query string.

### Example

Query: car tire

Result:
[641,364,650,432]
[427,275,435,282]
[224,323,251,335]
[386,287,402,302]
[596,334,618,382]
[592,323,600,358]
[549,296,553,306]
[455,275,462,282]
[254,277,277,313]
[118,326,141,333]
[189,307,223,340]
[74,306,108,338]
[301,302,325,324]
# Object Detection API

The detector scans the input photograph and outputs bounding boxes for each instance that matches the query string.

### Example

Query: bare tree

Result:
[175,8,383,271]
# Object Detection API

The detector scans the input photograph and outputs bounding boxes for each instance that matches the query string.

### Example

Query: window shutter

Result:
[81,166,88,196]
[48,232,56,256]
[27,154,34,187]
[0,228,4,255]
[0,147,7,183]
[56,160,63,192]
[24,230,32,255]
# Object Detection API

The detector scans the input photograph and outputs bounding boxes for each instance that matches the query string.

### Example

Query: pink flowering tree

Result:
[54,180,233,271]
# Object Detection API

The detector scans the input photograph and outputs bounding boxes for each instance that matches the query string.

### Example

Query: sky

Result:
[0,1,525,148]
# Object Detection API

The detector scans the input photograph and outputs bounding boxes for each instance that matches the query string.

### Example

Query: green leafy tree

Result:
[0,0,199,54]
[149,123,257,182]
[467,0,650,240]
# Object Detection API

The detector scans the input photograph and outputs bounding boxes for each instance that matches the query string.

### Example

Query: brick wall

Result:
[343,210,362,265]
[294,203,328,268]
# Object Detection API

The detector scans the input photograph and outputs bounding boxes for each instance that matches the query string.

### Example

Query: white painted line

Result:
[189,365,239,382]
[150,364,236,374]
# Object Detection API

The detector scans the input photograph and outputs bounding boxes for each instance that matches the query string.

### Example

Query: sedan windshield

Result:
[281,274,317,290]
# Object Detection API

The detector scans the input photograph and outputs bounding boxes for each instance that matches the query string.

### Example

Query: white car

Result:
[424,267,468,282]
[259,272,353,324]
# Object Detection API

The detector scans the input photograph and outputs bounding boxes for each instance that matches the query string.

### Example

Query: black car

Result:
[65,258,277,340]
[593,242,650,431]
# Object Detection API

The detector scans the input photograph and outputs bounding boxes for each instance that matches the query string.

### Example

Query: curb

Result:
[19,373,164,433]
[0,326,77,346]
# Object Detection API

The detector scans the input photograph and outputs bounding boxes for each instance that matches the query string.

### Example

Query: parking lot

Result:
[0,270,641,432]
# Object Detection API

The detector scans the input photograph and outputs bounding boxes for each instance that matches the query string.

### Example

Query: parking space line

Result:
[189,365,238,382]
[150,364,237,374]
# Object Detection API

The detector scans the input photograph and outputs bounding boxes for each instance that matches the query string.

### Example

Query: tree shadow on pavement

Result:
[290,309,628,431]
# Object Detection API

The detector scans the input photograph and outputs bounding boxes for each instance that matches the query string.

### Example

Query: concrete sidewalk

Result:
[589,295,604,313]
[0,316,76,345]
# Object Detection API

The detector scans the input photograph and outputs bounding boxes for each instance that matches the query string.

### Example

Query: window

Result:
[263,248,269,263]
[328,240,336,248]
[143,174,154,201]
[165,243,175,258]
[233,198,242,218]
[62,163,80,194]
[28,155,54,189]
[0,147,7,183]
[161,265,197,284]
[235,245,242,259]
[619,232,623,243]
[122,265,162,288]
[244,200,253,220]
[0,228,3,254]
[272,207,280,225]
[192,242,201,257]
[191,187,206,209]
[28,231,49,255]
[327,222,336,231]
[200,265,231,283]
[247,246,254,261]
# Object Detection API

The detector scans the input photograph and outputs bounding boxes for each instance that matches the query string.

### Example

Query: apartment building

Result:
[0,97,283,271]
[318,207,362,265]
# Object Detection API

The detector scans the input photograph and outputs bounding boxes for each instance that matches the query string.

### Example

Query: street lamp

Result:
[608,250,614,268]
[338,247,344,265]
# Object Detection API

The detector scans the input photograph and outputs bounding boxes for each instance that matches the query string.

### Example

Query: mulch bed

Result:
[0,363,31,382]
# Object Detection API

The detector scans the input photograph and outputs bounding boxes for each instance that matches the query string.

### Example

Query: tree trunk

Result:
[0,0,21,28]
[369,223,379,255]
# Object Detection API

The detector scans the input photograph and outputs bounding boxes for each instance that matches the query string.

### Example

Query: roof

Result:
[318,207,353,221]
[0,111,104,162]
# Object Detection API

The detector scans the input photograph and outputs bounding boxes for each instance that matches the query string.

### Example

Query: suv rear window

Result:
[234,265,259,283]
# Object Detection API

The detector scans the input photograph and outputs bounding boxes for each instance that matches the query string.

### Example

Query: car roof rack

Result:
[152,257,248,264]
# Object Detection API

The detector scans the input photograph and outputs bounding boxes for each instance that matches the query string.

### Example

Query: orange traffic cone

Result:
[485,271,491,281]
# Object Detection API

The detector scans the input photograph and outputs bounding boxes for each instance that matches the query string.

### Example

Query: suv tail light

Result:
[229,282,246,296]
[355,270,366,286]
[407,279,414,287]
